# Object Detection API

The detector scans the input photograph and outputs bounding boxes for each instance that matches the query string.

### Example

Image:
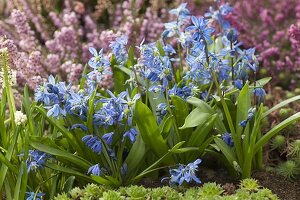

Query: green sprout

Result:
[276,160,300,179]
[271,135,285,150]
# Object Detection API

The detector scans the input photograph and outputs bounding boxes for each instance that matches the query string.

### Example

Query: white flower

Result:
[14,111,27,125]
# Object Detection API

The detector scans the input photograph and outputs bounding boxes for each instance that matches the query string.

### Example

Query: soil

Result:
[201,168,300,200]
[252,171,300,200]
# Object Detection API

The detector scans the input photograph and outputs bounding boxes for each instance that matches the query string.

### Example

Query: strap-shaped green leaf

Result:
[134,101,173,164]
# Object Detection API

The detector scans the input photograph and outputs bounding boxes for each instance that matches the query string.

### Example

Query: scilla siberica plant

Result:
[3,2,300,198]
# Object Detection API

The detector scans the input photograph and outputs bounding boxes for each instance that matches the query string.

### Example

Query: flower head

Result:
[166,159,202,185]
[253,87,266,104]
[123,127,138,143]
[186,16,214,44]
[222,133,234,147]
[82,135,102,154]
[109,35,128,64]
[26,192,45,200]
[20,150,50,172]
[87,164,101,176]
[14,111,27,125]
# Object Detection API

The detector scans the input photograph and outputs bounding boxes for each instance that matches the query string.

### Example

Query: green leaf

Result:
[35,106,83,154]
[111,55,127,93]
[128,46,135,66]
[87,89,97,133]
[235,82,250,164]
[251,77,272,87]
[30,141,91,169]
[47,163,91,180]
[159,115,173,139]
[187,114,217,147]
[79,64,88,90]
[170,147,199,154]
[91,175,114,186]
[187,97,226,132]
[254,112,300,153]
[180,107,212,129]
[62,176,75,193]
[134,101,173,164]
[125,134,146,177]
[214,138,236,165]
[263,95,300,118]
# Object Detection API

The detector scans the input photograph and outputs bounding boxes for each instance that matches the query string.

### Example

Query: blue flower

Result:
[240,120,247,127]
[102,132,114,145]
[222,133,234,147]
[178,32,193,48]
[87,47,111,83]
[225,28,238,43]
[109,35,128,64]
[66,91,89,116]
[234,79,243,90]
[205,3,233,30]
[168,84,199,100]
[93,91,127,127]
[253,87,266,104]
[46,104,66,118]
[156,103,168,120]
[162,21,180,38]
[82,135,102,154]
[186,16,214,44]
[26,192,45,200]
[123,127,138,143]
[121,163,127,175]
[167,159,202,185]
[240,108,256,127]
[87,164,101,176]
[71,124,88,131]
[238,48,258,72]
[20,150,49,172]
[169,3,190,20]
[35,75,70,106]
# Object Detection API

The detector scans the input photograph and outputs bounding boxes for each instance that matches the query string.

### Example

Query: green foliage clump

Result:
[150,186,182,200]
[239,178,260,191]
[102,190,123,200]
[287,140,300,157]
[271,135,286,150]
[276,160,300,179]
[125,185,149,199]
[54,179,279,200]
[278,108,293,120]
[199,182,224,197]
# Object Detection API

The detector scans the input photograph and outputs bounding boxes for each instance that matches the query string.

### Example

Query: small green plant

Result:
[278,108,294,120]
[54,179,279,200]
[239,178,260,191]
[271,135,286,150]
[276,160,300,179]
[125,185,148,199]
[199,182,224,197]
[103,190,123,200]
[287,140,300,157]
[151,187,182,200]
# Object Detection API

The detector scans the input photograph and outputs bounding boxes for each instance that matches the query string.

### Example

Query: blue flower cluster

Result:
[222,133,234,147]
[165,159,202,185]
[19,150,50,172]
[109,35,128,64]
[138,43,175,92]
[26,192,45,200]
[87,47,111,84]
[240,107,256,127]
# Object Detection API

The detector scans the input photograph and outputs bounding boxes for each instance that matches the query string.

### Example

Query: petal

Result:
[89,47,98,56]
